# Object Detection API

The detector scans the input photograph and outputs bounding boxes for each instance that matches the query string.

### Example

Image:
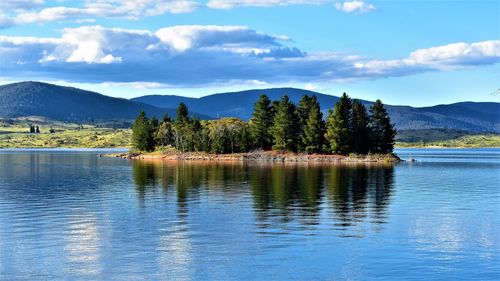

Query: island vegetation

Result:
[129,93,398,161]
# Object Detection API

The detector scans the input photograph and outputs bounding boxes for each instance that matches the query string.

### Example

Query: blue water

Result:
[0,148,498,280]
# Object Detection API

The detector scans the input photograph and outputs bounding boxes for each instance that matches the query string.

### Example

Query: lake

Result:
[0,148,498,280]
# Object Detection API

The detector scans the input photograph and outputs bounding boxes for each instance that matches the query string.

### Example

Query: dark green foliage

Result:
[149,116,159,143]
[161,113,171,124]
[191,118,203,152]
[352,100,371,154]
[176,103,190,124]
[270,95,299,152]
[299,95,324,153]
[369,100,397,153]
[325,93,353,154]
[132,111,154,151]
[249,95,273,150]
[35,126,40,133]
[29,125,35,133]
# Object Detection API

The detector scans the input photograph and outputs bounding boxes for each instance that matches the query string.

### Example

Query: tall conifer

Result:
[369,99,396,153]
[302,96,324,153]
[249,94,273,150]
[324,93,353,154]
[352,100,370,154]
[132,111,154,151]
[270,95,298,151]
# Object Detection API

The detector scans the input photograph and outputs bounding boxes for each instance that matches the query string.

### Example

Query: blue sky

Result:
[0,0,499,106]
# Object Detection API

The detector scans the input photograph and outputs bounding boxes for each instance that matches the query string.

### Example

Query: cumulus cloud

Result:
[0,25,498,86]
[335,1,375,13]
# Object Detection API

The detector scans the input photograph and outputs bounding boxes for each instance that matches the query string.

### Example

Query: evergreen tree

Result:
[249,94,273,150]
[173,103,191,152]
[302,96,324,153]
[29,125,34,133]
[369,99,397,153]
[161,113,171,124]
[296,95,313,152]
[324,93,353,154]
[176,103,190,124]
[352,100,371,154]
[150,115,159,132]
[132,111,154,151]
[191,118,203,152]
[270,95,298,151]
[35,126,40,134]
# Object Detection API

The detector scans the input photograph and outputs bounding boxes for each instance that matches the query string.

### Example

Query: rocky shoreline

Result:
[102,150,402,163]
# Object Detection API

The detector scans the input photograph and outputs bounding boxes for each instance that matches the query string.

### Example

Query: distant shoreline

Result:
[102,151,403,163]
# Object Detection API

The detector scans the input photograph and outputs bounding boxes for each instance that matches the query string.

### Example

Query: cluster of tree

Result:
[132,93,396,154]
[248,93,396,154]
[132,103,251,153]
[29,125,40,133]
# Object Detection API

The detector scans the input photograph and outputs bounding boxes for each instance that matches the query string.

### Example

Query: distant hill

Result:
[133,88,500,133]
[0,82,209,122]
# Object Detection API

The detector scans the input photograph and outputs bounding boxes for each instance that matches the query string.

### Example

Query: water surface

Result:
[0,148,498,280]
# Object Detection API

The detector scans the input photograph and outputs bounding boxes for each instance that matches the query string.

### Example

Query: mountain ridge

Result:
[0,81,210,122]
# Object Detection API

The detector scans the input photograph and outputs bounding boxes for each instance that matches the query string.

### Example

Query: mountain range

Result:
[0,81,498,133]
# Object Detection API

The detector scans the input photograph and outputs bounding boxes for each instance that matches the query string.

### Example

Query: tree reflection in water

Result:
[132,161,395,229]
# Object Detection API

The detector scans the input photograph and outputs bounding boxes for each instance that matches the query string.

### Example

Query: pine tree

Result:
[369,99,397,153]
[35,126,40,134]
[249,94,273,150]
[150,115,159,146]
[296,95,313,152]
[176,103,190,124]
[132,111,154,151]
[352,100,370,154]
[161,113,171,124]
[173,103,191,152]
[270,95,298,152]
[150,115,159,132]
[29,125,34,133]
[324,93,353,154]
[302,96,324,153]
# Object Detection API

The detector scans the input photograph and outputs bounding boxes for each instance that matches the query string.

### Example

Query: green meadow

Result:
[0,119,131,148]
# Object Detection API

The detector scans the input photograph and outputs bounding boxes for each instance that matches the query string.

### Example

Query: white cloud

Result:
[335,1,375,13]
[207,0,327,9]
[0,0,376,27]
[155,25,283,52]
[0,0,201,27]
[0,25,498,86]
[0,0,45,10]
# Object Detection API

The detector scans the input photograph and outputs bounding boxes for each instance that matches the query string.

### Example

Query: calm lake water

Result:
[0,148,498,280]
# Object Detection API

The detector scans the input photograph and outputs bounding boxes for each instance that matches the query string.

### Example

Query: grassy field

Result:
[396,134,500,148]
[0,119,131,148]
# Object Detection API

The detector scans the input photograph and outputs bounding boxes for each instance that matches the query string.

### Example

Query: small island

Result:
[116,93,401,163]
